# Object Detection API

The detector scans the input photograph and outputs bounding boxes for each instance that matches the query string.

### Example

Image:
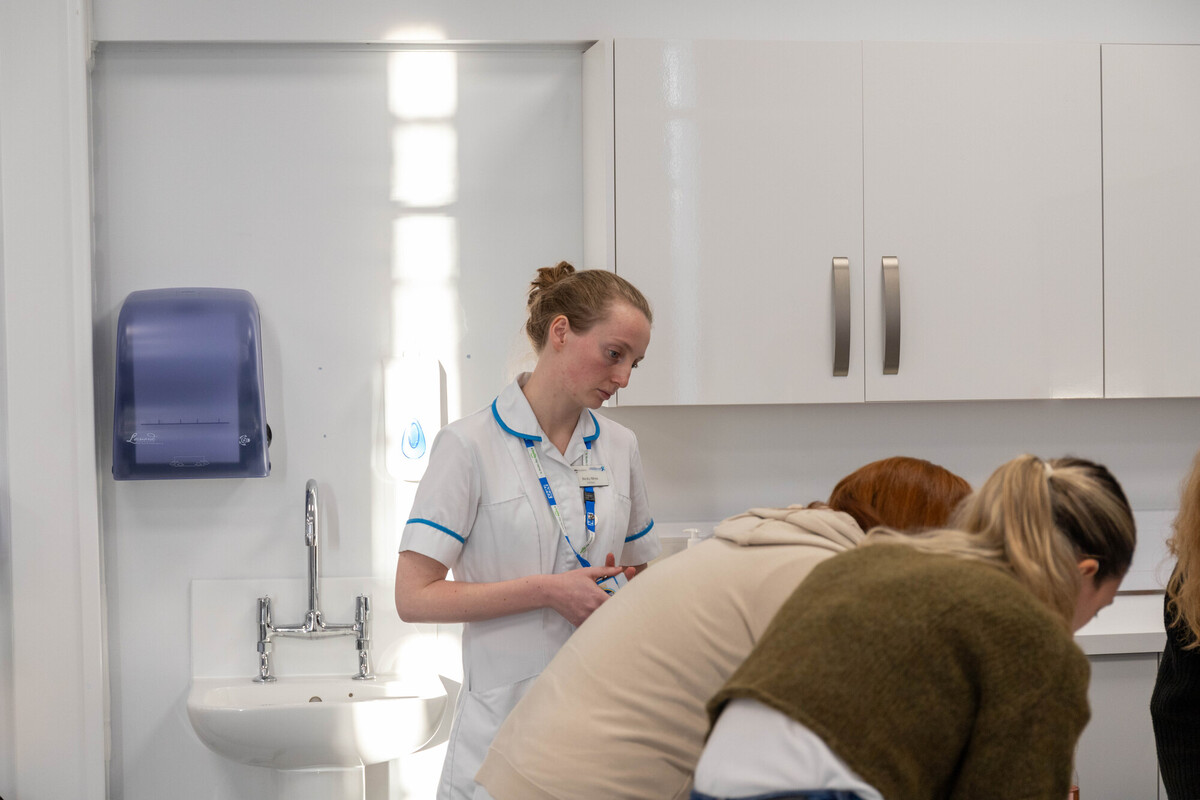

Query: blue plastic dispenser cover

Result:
[112,288,270,480]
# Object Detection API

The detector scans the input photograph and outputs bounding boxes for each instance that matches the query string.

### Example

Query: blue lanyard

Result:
[523,438,619,596]
[583,486,596,550]
[523,438,594,565]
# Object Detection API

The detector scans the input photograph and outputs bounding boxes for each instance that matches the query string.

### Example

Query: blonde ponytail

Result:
[867,454,1135,628]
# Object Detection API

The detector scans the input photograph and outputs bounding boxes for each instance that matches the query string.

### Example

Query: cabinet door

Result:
[862,43,1103,401]
[613,40,864,406]
[1074,654,1162,800]
[1103,45,1200,398]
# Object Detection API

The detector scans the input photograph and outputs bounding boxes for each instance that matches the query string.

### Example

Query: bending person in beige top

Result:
[475,456,970,800]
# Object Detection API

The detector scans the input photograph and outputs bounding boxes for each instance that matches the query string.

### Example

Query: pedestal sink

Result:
[187,673,448,800]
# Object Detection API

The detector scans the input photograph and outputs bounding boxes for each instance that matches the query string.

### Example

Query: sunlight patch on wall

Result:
[377,44,464,799]
[384,48,463,484]
[389,52,458,119]
[391,124,458,207]
[392,214,458,283]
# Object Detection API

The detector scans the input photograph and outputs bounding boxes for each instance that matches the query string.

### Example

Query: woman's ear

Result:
[549,314,571,351]
[1077,558,1100,580]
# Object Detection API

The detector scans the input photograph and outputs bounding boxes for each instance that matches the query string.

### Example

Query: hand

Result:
[604,552,638,583]
[548,564,624,626]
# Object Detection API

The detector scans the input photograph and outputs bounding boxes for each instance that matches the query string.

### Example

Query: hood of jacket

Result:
[712,505,864,553]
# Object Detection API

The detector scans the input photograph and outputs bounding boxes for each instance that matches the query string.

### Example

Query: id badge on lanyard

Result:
[523,439,623,595]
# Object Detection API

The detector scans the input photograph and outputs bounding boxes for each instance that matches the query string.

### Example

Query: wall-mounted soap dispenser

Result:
[112,288,270,480]
[384,354,443,483]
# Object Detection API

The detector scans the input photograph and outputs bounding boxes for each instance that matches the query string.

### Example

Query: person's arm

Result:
[394,550,626,627]
[693,698,886,799]
[617,439,660,567]
[1152,601,1200,797]
[950,646,1090,799]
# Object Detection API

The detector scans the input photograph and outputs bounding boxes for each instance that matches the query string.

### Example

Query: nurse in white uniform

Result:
[395,262,660,800]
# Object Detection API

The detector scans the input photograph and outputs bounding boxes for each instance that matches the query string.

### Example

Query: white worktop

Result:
[656,520,1170,656]
[1075,592,1166,656]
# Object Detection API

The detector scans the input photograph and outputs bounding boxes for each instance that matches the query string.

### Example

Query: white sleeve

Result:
[693,698,883,800]
[618,439,660,565]
[398,427,480,569]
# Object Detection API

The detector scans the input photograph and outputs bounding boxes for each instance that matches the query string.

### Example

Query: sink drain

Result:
[308,696,322,703]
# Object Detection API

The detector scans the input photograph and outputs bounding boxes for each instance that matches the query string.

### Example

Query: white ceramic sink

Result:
[187,673,448,771]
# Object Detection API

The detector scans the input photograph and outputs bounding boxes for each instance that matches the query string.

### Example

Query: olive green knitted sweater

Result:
[708,543,1091,800]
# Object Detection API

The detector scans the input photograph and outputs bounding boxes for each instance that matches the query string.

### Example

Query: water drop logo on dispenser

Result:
[401,419,427,460]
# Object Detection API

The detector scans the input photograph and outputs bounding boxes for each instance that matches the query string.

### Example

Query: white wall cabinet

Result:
[1102,44,1200,399]
[607,40,1104,405]
[611,40,865,406]
[861,43,1102,402]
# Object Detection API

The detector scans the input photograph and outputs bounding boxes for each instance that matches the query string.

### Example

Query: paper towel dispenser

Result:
[112,287,270,480]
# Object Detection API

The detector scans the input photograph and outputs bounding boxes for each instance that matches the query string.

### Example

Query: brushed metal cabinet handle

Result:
[832,257,850,377]
[882,256,901,375]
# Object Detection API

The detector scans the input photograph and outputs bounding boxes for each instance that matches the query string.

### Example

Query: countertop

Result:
[1075,592,1166,656]
[655,523,1168,657]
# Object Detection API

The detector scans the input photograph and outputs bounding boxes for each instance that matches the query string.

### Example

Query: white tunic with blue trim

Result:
[400,374,658,800]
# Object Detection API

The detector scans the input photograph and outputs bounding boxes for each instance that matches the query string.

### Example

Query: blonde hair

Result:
[525,262,653,351]
[866,454,1136,628]
[1166,449,1200,648]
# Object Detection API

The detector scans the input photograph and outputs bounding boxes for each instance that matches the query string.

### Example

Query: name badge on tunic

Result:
[573,465,611,487]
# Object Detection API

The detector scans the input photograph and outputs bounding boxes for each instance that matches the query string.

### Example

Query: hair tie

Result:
[1044,461,1054,479]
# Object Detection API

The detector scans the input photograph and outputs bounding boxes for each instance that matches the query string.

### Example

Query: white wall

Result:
[609,399,1200,521]
[0,83,13,800]
[0,2,107,800]
[90,43,582,799]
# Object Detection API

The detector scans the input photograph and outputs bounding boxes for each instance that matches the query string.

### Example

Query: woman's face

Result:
[1071,571,1122,632]
[553,301,651,409]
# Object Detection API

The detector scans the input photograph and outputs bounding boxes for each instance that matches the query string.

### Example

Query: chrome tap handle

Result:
[354,647,374,680]
[304,479,319,547]
[304,480,321,621]
[253,596,277,682]
[353,594,375,680]
[254,650,275,683]
[257,595,272,638]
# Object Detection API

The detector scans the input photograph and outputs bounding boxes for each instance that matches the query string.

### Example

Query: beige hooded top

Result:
[475,506,864,800]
